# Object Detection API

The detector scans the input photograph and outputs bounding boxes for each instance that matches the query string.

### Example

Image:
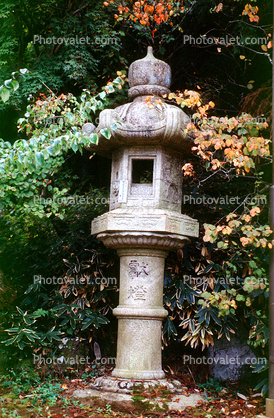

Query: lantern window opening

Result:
[131,159,154,184]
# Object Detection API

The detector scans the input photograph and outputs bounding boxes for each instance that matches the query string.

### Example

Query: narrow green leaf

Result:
[81,319,93,330]
[16,306,25,315]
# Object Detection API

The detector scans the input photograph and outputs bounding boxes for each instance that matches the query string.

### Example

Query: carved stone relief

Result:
[128,260,149,279]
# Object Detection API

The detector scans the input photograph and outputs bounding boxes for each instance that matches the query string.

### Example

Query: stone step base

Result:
[73,385,204,414]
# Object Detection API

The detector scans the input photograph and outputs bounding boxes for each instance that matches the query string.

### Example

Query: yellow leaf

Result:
[261,45,268,52]
[201,246,208,257]
[239,55,245,60]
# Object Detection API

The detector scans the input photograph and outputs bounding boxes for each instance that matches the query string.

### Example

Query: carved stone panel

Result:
[159,150,183,211]
[110,150,123,210]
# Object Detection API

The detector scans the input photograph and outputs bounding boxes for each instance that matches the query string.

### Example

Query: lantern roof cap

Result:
[128,46,171,99]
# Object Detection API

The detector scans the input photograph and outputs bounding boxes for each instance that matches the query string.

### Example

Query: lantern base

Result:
[89,376,183,394]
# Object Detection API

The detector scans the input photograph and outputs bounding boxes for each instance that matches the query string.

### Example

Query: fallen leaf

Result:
[237,392,248,401]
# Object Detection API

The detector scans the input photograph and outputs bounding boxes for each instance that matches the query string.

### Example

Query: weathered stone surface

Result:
[73,386,205,413]
[128,46,171,95]
[111,249,167,379]
[90,377,183,393]
[207,331,257,382]
[84,48,192,158]
[112,318,166,379]
[92,209,199,238]
[266,398,274,418]
[85,102,192,158]
[109,147,184,211]
[82,122,96,135]
[96,232,191,251]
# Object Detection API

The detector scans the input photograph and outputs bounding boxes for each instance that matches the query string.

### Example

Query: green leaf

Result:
[87,133,98,145]
[106,85,114,93]
[24,333,35,342]
[1,87,10,103]
[11,80,19,91]
[81,319,94,330]
[51,304,67,311]
[2,337,17,346]
[18,341,25,350]
[55,307,67,317]
[4,79,13,89]
[112,77,121,86]
[10,150,15,162]
[5,327,20,333]
[97,315,109,324]
[100,128,111,139]
[23,316,36,325]
[35,152,44,166]
[53,138,62,154]
[99,91,106,99]
[46,145,55,156]
[16,306,25,315]
[71,140,79,153]
[202,264,213,274]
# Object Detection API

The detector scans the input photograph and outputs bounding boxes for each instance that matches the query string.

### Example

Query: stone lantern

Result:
[84,47,199,391]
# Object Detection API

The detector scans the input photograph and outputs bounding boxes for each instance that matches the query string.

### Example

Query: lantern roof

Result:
[83,47,193,158]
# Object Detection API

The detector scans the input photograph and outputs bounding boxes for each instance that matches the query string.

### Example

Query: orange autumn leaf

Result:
[156,3,165,13]
[240,237,251,246]
[250,207,260,217]
[216,2,223,12]
[242,214,251,222]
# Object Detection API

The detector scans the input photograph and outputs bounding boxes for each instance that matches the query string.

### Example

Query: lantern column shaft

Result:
[112,248,168,379]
